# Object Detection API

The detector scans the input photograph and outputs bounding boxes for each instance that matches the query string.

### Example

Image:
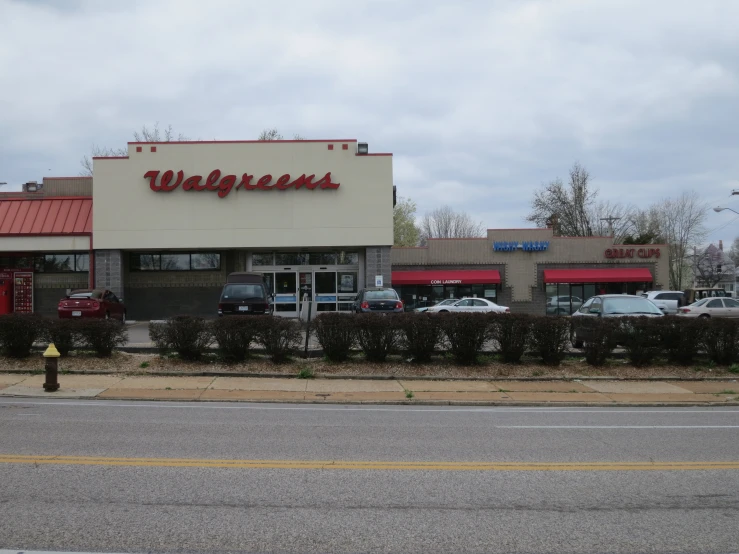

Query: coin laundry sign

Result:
[144,169,340,199]
[494,241,550,252]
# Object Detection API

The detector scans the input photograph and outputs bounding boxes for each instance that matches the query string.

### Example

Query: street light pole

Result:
[714,206,739,215]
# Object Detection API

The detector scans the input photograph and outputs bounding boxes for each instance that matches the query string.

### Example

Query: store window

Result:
[75,254,90,272]
[337,252,359,265]
[130,252,221,271]
[43,254,73,272]
[275,252,309,266]
[161,254,190,271]
[309,252,337,265]
[252,253,274,266]
[190,253,220,270]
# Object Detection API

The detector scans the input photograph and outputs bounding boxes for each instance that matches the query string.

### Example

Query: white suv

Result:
[641,291,685,315]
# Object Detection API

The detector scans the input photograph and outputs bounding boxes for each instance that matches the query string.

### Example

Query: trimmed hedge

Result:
[0,314,44,358]
[257,316,302,363]
[150,315,212,361]
[615,317,663,367]
[395,312,442,363]
[701,317,739,365]
[77,319,128,357]
[212,316,261,362]
[312,313,356,362]
[579,318,616,366]
[530,316,571,366]
[42,319,82,357]
[354,313,398,363]
[657,316,705,366]
[440,312,490,365]
[489,313,532,364]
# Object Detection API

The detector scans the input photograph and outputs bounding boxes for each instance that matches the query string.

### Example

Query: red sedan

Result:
[58,289,126,322]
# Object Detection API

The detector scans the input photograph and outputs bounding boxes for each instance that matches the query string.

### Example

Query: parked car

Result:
[58,289,126,322]
[353,288,404,313]
[641,290,685,314]
[546,296,583,315]
[571,294,663,347]
[218,272,272,316]
[677,297,739,318]
[414,299,458,313]
[426,297,509,314]
[682,287,728,305]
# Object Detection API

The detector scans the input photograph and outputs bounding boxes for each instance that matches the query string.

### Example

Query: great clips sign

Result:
[144,169,340,199]
[605,247,661,259]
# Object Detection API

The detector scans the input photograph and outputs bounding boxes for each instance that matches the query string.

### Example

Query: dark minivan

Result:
[218,272,272,316]
[353,288,404,313]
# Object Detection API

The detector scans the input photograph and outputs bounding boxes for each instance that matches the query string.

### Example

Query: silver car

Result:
[426,297,510,314]
[546,295,583,315]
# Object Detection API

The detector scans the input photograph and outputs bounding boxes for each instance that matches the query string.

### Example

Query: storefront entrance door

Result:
[273,272,298,317]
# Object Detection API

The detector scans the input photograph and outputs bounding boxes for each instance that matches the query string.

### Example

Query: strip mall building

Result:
[0,139,669,318]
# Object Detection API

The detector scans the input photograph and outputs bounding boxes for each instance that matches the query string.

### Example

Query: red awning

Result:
[392,270,501,285]
[0,197,92,236]
[542,268,653,284]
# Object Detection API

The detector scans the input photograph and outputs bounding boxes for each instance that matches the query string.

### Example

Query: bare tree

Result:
[589,200,638,243]
[527,162,597,236]
[728,237,739,267]
[258,128,283,141]
[258,128,305,140]
[419,206,485,243]
[80,122,189,176]
[693,244,734,288]
[623,207,664,244]
[654,191,708,290]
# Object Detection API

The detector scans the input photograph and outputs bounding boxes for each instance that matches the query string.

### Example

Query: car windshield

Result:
[221,284,266,300]
[692,298,710,307]
[69,290,103,299]
[603,297,663,315]
[438,299,456,306]
[365,290,397,300]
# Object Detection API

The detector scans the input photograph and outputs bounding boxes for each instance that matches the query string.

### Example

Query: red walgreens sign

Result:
[145,169,340,199]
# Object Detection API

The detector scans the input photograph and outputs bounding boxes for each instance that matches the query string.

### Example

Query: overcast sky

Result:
[2,0,739,244]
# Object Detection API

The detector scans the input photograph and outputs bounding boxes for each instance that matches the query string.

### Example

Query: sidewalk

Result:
[1,373,737,405]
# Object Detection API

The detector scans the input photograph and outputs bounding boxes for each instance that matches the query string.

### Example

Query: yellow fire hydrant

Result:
[43,343,61,392]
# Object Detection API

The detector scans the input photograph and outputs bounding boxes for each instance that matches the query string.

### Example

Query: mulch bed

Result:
[1,350,738,380]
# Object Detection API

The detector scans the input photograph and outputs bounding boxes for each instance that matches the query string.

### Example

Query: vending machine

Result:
[0,272,12,315]
[12,272,34,314]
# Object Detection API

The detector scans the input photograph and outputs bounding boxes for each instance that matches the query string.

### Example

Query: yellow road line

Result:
[0,455,738,471]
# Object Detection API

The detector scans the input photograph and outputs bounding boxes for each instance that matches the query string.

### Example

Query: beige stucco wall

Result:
[92,141,393,250]
[0,235,90,252]
[392,228,670,302]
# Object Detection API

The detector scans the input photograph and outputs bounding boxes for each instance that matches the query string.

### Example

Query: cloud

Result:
[1,0,739,243]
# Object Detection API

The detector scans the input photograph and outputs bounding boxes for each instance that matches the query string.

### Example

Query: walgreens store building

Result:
[0,140,393,319]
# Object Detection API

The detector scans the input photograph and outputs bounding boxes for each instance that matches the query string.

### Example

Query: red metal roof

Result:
[542,268,653,284]
[392,270,502,285]
[0,197,92,236]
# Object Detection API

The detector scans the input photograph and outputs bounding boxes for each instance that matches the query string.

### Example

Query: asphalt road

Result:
[0,400,738,554]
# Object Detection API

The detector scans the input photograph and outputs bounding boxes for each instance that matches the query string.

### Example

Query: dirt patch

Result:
[1,351,738,380]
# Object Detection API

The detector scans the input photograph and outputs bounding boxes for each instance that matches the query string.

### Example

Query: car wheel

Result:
[699,314,710,318]
[573,334,584,349]
[439,309,449,313]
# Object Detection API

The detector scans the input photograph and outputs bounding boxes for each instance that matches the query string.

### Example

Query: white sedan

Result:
[678,297,739,318]
[426,297,510,314]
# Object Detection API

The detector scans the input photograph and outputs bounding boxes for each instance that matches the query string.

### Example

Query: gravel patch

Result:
[1,351,738,380]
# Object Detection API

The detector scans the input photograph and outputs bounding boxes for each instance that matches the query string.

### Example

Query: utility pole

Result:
[600,216,621,237]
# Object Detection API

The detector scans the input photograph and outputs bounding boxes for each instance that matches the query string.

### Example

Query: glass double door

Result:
[268,269,359,317]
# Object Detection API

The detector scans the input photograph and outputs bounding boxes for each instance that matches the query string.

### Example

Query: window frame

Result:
[129,252,222,272]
